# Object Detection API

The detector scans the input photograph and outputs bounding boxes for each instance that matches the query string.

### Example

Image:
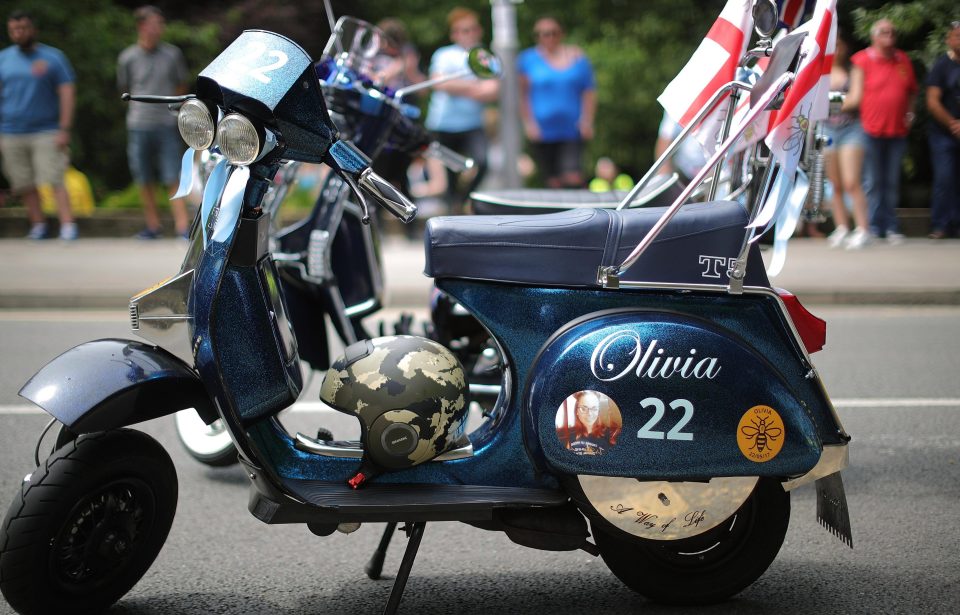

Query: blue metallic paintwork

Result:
[244,279,833,488]
[213,258,302,425]
[18,339,211,432]
[435,280,843,454]
[325,140,371,175]
[527,310,820,479]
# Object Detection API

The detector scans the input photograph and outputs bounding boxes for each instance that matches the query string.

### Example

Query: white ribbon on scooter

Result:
[211,166,250,244]
[199,158,229,248]
[766,168,809,277]
[171,148,195,200]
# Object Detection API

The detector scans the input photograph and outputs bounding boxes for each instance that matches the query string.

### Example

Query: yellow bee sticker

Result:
[737,405,785,462]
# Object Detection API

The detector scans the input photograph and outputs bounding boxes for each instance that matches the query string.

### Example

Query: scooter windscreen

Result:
[196,30,337,163]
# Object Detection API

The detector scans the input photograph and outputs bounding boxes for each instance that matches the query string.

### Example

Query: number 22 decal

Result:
[229,42,289,84]
[637,397,694,441]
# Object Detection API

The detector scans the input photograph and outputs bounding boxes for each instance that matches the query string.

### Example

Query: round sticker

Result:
[555,390,622,456]
[736,405,785,462]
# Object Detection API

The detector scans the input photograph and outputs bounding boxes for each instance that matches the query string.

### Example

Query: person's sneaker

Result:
[25,223,48,240]
[886,232,905,246]
[58,222,78,241]
[134,227,162,240]
[928,230,947,240]
[827,225,849,248]
[177,229,191,240]
[844,227,872,250]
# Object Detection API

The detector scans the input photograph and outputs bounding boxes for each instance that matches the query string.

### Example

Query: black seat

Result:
[424,200,770,288]
[469,172,683,216]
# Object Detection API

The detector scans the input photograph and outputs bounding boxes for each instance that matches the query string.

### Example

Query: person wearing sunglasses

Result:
[518,16,596,189]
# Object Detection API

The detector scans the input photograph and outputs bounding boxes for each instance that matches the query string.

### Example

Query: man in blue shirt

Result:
[925,21,960,239]
[0,10,77,239]
[425,7,499,213]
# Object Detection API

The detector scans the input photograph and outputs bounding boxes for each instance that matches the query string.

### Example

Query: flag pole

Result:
[615,81,752,211]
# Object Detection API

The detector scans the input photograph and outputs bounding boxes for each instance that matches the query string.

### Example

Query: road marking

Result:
[1,398,959,416]
[832,398,960,408]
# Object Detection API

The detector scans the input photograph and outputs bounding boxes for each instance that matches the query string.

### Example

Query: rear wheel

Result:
[592,478,790,605]
[0,429,178,615]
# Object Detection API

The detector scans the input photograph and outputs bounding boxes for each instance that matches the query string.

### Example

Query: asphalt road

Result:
[0,306,958,614]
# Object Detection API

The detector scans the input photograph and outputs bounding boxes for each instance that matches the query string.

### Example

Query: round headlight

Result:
[177,99,215,150]
[215,113,261,166]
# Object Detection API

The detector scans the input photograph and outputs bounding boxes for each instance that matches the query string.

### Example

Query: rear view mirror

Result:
[467,47,501,79]
[752,0,779,39]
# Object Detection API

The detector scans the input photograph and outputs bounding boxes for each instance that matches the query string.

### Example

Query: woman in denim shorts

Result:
[824,32,872,250]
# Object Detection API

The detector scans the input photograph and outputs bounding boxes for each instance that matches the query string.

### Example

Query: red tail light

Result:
[775,288,826,354]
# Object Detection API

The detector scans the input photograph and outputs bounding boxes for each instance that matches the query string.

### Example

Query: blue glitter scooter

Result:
[1,5,853,614]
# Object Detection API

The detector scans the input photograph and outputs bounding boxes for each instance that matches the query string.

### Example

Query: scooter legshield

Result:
[19,339,213,432]
[526,309,821,480]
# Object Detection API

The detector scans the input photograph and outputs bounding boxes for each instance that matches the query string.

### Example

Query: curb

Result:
[2,288,958,310]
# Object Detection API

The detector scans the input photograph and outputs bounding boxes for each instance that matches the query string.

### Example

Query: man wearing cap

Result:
[925,21,960,239]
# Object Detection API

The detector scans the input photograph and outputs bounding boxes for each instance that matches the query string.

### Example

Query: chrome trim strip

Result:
[468,383,501,396]
[344,298,378,317]
[293,432,475,461]
[782,444,849,491]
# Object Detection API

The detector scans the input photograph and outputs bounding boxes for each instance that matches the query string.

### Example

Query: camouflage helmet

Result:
[320,335,469,472]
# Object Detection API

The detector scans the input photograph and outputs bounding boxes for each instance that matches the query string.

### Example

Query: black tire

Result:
[0,429,178,614]
[592,478,790,605]
[174,410,238,467]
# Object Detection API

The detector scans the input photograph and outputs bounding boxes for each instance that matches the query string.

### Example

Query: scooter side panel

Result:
[526,310,820,479]
[435,280,844,474]
[211,257,303,425]
[18,338,213,432]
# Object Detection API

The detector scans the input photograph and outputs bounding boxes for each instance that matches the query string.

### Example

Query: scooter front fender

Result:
[19,338,214,433]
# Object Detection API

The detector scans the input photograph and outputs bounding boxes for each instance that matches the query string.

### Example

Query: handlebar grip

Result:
[424,142,474,173]
[358,169,418,223]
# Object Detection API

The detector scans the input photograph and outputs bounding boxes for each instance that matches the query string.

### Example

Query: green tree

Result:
[0,0,220,194]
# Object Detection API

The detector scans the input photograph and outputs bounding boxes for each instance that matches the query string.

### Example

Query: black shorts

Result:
[532,139,583,180]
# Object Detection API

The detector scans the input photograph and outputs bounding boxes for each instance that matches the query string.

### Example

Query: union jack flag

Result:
[777,0,814,31]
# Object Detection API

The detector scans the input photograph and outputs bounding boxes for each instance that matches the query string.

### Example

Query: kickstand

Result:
[382,522,426,615]
[366,522,397,579]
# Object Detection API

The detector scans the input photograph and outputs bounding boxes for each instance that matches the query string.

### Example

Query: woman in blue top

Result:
[518,17,596,188]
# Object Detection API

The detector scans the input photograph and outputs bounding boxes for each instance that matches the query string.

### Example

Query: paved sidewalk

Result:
[1,235,959,309]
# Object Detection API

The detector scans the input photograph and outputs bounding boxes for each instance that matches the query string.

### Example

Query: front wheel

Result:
[593,478,790,605]
[0,429,178,615]
[174,409,238,467]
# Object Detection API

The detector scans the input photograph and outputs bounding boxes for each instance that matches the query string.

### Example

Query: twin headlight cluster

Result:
[177,99,262,166]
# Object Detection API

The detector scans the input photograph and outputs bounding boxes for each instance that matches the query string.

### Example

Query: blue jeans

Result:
[928,130,960,233]
[864,135,906,236]
[127,126,183,185]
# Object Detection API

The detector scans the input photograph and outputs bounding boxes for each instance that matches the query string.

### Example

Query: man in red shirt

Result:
[851,19,918,244]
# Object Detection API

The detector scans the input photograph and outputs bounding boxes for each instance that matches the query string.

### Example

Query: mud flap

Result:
[816,472,853,548]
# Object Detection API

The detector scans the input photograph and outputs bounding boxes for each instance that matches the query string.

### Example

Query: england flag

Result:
[657,0,754,154]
